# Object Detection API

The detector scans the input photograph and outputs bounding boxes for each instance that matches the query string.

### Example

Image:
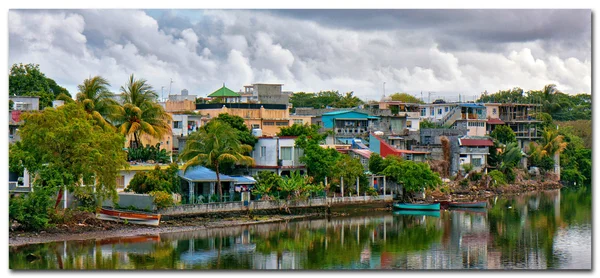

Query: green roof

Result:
[208,85,241,98]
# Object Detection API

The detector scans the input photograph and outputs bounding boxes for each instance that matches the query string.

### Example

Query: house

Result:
[369,133,430,162]
[170,112,203,154]
[9,96,40,143]
[207,85,242,103]
[243,83,289,105]
[245,136,305,176]
[457,137,494,173]
[348,149,373,171]
[116,164,176,192]
[419,102,459,123]
[178,166,256,203]
[196,103,290,136]
[439,103,487,136]
[317,110,379,145]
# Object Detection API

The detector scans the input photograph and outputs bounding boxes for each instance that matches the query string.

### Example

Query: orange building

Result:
[196,103,290,136]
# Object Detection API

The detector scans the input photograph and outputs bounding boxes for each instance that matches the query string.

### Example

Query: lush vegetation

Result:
[490,125,517,145]
[389,92,424,104]
[126,164,180,194]
[206,113,257,148]
[179,120,254,199]
[369,154,442,198]
[252,171,325,200]
[9,63,70,109]
[289,90,363,111]
[127,143,171,163]
[477,84,591,121]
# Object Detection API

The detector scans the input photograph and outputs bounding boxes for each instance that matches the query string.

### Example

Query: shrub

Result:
[73,186,97,212]
[126,165,179,194]
[149,191,174,209]
[365,187,378,196]
[488,170,507,187]
[459,179,469,187]
[9,186,54,231]
[469,171,482,181]
[462,163,474,173]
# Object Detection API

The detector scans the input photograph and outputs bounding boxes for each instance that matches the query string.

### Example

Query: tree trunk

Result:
[216,162,222,201]
[554,152,561,179]
[133,132,140,149]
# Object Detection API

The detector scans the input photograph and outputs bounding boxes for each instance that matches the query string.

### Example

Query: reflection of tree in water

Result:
[487,188,590,269]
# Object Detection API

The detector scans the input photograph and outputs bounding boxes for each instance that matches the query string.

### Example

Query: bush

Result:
[365,187,378,196]
[149,191,174,209]
[462,163,474,173]
[459,179,469,187]
[126,164,179,194]
[128,144,171,163]
[9,186,54,231]
[469,171,482,181]
[73,186,97,212]
[488,170,507,187]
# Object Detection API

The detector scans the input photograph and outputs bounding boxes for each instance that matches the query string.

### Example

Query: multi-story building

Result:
[440,103,488,136]
[495,103,542,150]
[243,83,289,105]
[170,112,203,154]
[457,137,494,173]
[196,103,290,136]
[9,96,40,143]
[419,102,459,123]
[316,110,379,145]
[245,136,305,176]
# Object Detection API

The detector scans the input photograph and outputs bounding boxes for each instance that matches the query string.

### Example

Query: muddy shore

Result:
[9,213,320,247]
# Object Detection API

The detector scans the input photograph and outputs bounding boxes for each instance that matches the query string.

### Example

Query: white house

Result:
[248,136,305,176]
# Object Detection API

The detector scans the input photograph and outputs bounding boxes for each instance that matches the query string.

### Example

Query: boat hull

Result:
[393,210,441,217]
[393,203,440,211]
[449,201,487,208]
[97,208,161,226]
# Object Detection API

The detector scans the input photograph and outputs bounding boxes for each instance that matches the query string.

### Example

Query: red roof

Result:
[350,149,373,159]
[460,138,494,147]
[487,118,505,125]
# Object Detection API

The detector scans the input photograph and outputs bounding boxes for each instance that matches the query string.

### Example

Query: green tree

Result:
[333,91,363,108]
[289,92,316,110]
[9,103,129,205]
[296,135,340,188]
[252,171,283,199]
[179,120,254,199]
[368,153,386,174]
[331,155,365,196]
[490,125,517,145]
[46,77,71,98]
[113,74,172,148]
[389,92,423,104]
[76,76,119,129]
[277,123,321,137]
[207,113,257,147]
[9,63,62,109]
[382,159,442,195]
[535,112,554,130]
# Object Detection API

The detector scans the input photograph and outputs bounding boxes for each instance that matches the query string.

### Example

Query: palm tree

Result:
[114,74,171,148]
[75,76,118,128]
[179,120,254,200]
[539,127,568,176]
[120,74,158,107]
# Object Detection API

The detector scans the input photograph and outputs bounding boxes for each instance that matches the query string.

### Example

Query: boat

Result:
[96,208,161,226]
[393,203,440,211]
[393,210,440,218]
[448,201,487,208]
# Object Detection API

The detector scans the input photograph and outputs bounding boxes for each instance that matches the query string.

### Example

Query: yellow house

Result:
[197,103,290,136]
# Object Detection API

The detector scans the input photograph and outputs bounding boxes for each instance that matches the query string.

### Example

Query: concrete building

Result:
[317,110,379,145]
[495,103,542,150]
[348,149,373,171]
[9,96,40,143]
[419,102,459,123]
[369,133,430,162]
[196,103,290,136]
[440,103,488,136]
[243,83,289,105]
[414,128,468,175]
[246,136,305,176]
[170,113,204,153]
[458,137,493,173]
[168,89,196,102]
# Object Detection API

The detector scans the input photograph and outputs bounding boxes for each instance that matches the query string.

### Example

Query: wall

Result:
[158,195,393,217]
[10,96,40,111]
[102,192,156,211]
[197,104,290,136]
[165,100,196,112]
[254,84,289,105]
[419,104,458,122]
[252,137,304,170]
[485,104,501,119]
[321,111,370,129]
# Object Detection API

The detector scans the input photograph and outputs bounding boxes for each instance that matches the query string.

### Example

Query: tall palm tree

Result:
[76,76,118,129]
[114,74,171,148]
[120,74,158,107]
[179,120,254,199]
[539,127,568,176]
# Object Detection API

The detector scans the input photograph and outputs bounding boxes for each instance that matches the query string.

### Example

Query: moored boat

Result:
[449,201,487,208]
[393,210,441,217]
[393,203,440,211]
[96,208,161,226]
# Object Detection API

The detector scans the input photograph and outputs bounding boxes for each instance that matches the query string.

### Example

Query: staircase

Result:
[440,106,462,127]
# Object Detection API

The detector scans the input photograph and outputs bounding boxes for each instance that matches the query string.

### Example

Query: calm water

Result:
[9,188,592,270]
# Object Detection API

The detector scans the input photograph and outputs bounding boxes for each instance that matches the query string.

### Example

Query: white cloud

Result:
[8,9,591,103]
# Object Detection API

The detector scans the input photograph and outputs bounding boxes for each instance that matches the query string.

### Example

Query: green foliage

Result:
[9,99,14,110]
[535,112,554,130]
[252,171,283,198]
[277,123,321,137]
[558,126,591,187]
[207,114,258,147]
[462,163,474,173]
[419,120,441,129]
[365,187,378,196]
[126,164,180,194]
[72,186,98,212]
[389,92,424,103]
[499,142,522,173]
[331,155,365,196]
[10,103,128,204]
[289,90,363,111]
[459,179,469,187]
[390,105,399,115]
[469,171,482,181]
[127,143,171,163]
[9,63,55,109]
[278,171,305,199]
[488,170,507,187]
[382,159,442,193]
[561,169,585,187]
[9,186,54,231]
[179,120,254,199]
[490,125,517,145]
[368,153,386,174]
[149,191,175,209]
[558,120,592,149]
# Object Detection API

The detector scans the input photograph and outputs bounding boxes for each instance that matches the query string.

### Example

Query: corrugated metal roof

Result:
[229,176,256,184]
[350,149,373,159]
[459,103,485,108]
[179,166,235,182]
[459,138,494,146]
[487,118,505,125]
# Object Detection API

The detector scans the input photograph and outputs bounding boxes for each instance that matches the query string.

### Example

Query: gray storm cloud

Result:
[8,9,591,101]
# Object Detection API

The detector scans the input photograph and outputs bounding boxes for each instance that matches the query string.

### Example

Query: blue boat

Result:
[393,203,440,211]
[393,210,441,218]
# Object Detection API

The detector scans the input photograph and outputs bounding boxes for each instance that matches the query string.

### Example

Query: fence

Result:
[159,195,393,217]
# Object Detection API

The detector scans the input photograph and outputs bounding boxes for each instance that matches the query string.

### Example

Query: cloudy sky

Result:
[8,9,591,102]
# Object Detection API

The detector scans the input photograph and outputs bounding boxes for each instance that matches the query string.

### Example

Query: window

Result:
[294,119,304,125]
[260,146,266,157]
[281,147,293,160]
[438,108,442,115]
[420,108,426,117]
[445,107,449,112]
[173,121,182,128]
[252,124,260,129]
[430,109,434,116]
[276,121,289,126]
[493,108,497,115]
[116,176,125,189]
[406,121,412,128]
[264,122,274,126]
[472,158,482,167]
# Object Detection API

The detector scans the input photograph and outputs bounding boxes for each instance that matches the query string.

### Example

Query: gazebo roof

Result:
[208,85,241,98]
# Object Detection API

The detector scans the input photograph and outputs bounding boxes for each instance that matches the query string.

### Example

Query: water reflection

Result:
[9,188,591,270]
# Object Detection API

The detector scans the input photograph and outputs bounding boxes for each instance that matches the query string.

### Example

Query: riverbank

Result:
[9,212,321,247]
